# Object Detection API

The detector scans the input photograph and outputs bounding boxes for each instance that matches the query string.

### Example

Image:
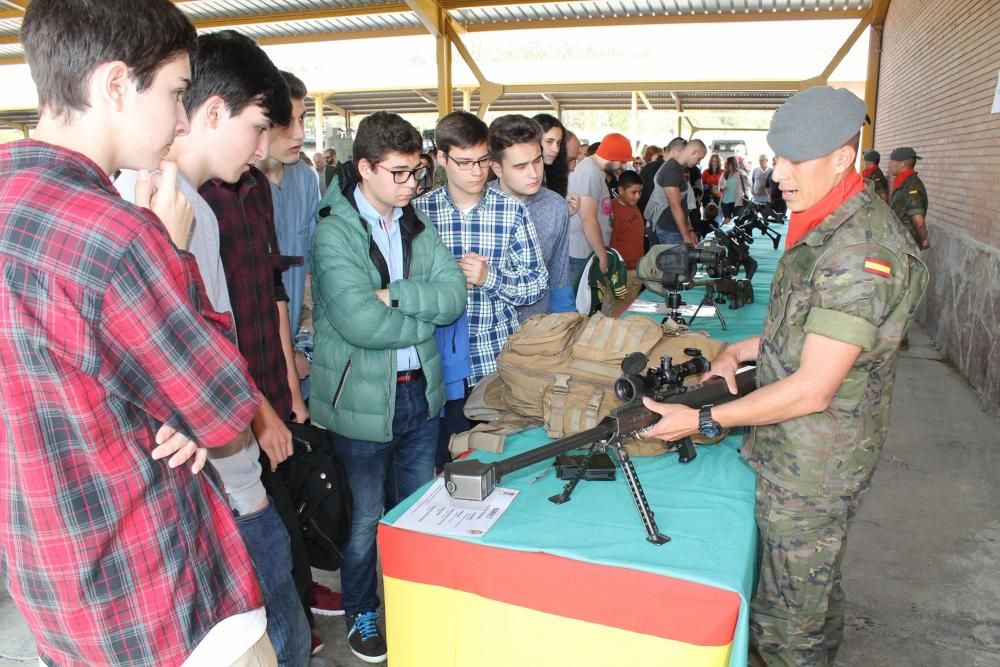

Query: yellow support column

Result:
[862,0,890,149]
[436,24,453,117]
[313,93,326,152]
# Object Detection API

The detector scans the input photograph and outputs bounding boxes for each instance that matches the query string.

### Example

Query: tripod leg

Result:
[607,439,670,545]
[705,289,728,330]
[549,444,601,505]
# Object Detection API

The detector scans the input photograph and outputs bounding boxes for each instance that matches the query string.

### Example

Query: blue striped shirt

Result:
[414,186,547,384]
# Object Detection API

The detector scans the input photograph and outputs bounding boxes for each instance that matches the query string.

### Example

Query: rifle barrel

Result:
[493,423,616,482]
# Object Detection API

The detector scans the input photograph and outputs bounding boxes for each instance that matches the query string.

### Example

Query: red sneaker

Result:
[310,631,325,657]
[311,581,345,617]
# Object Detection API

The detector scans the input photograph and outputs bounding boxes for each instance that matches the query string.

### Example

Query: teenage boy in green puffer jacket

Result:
[310,111,466,664]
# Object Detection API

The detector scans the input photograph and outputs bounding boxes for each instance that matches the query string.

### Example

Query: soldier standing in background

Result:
[861,149,889,203]
[888,146,930,250]
[641,87,928,667]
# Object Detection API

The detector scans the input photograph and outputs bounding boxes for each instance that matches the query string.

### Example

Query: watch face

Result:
[701,422,722,438]
[699,407,722,438]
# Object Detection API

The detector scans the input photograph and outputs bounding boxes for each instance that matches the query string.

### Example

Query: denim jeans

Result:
[235,500,311,667]
[333,377,439,616]
[569,256,589,285]
[655,229,685,245]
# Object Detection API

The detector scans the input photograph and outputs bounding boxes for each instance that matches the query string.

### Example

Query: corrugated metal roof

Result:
[0,0,864,124]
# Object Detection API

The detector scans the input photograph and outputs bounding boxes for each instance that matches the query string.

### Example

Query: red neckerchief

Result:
[785,170,865,248]
[862,165,877,179]
[893,167,916,191]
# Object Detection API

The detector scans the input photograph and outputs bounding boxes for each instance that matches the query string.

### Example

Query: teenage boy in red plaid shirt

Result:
[0,1,273,665]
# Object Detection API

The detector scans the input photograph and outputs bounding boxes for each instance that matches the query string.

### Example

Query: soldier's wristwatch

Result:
[698,406,722,438]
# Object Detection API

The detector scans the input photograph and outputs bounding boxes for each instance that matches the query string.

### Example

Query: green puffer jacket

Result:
[310,174,467,442]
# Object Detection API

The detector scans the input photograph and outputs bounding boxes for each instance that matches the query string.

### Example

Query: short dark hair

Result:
[616,170,642,190]
[704,202,719,220]
[435,111,488,154]
[353,111,422,166]
[688,138,707,150]
[489,115,543,163]
[22,0,197,120]
[666,137,688,152]
[183,31,291,127]
[586,142,600,156]
[281,71,308,100]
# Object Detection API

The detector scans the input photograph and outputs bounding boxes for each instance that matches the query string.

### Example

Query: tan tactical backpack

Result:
[455,312,727,457]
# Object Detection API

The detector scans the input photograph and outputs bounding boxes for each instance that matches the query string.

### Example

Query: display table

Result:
[379,227,784,667]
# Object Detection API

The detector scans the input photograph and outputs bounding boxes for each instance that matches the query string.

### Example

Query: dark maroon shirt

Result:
[200,167,297,419]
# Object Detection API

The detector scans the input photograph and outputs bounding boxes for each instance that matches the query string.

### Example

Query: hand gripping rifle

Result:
[444,352,757,544]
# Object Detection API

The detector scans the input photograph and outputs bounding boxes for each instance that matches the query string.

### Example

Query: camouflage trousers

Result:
[750,474,870,667]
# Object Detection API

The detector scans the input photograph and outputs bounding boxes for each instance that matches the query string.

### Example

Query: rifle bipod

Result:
[687,283,728,331]
[548,432,670,546]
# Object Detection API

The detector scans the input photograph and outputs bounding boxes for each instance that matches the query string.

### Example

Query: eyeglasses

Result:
[445,153,492,171]
[375,163,428,184]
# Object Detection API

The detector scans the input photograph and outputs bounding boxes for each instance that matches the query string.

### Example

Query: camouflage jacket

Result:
[742,184,928,494]
[889,171,928,244]
[865,166,889,200]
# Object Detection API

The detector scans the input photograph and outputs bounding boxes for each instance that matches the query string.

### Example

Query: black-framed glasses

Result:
[375,163,428,184]
[445,153,492,171]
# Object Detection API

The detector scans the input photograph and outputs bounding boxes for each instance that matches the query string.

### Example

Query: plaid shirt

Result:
[0,141,263,666]
[414,186,547,384]
[200,167,296,419]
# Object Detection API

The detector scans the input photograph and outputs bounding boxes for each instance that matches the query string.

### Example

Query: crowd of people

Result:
[0,2,932,666]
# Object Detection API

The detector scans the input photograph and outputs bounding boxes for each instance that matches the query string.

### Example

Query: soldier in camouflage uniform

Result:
[888,146,930,250]
[642,87,928,667]
[861,149,889,203]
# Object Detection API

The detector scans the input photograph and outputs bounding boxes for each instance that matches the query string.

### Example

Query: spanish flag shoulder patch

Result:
[864,257,892,277]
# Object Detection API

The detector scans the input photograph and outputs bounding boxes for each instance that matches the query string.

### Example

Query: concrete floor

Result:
[0,323,998,666]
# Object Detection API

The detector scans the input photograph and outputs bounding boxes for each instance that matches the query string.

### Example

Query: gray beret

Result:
[863,150,880,163]
[890,147,921,161]
[767,86,867,161]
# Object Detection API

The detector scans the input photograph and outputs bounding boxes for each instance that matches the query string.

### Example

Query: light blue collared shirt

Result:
[354,185,420,372]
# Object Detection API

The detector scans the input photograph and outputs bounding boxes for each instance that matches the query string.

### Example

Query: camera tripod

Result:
[687,282,729,330]
[662,284,728,331]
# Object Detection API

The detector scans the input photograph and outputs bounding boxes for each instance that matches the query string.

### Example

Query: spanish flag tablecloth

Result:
[379,429,757,667]
[378,224,783,666]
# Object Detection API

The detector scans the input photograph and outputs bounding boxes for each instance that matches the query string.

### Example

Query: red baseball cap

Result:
[596,133,633,162]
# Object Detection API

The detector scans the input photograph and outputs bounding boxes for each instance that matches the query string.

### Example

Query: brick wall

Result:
[875,0,1000,413]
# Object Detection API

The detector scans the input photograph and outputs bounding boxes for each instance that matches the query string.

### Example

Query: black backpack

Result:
[277,422,353,572]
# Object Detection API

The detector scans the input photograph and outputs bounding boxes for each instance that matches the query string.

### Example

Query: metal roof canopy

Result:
[0,0,885,137]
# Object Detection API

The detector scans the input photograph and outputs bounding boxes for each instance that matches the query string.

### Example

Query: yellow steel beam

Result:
[313,93,326,152]
[476,81,504,119]
[505,80,800,94]
[814,7,875,84]
[0,117,29,136]
[404,0,455,115]
[540,93,560,116]
[637,91,654,111]
[0,34,19,45]
[862,0,890,149]
[405,0,446,37]
[0,55,22,65]
[670,91,684,112]
[413,90,438,106]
